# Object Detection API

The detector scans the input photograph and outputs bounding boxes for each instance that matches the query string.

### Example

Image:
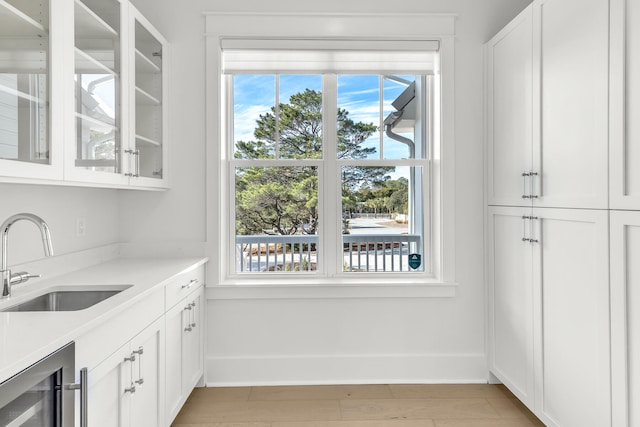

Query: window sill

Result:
[206,280,457,300]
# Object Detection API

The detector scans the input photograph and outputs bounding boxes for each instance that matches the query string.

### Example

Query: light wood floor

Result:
[171,384,546,427]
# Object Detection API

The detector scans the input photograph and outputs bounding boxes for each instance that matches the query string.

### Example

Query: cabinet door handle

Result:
[133,347,144,386]
[522,172,530,199]
[124,150,137,178]
[67,367,88,427]
[124,351,137,393]
[182,279,198,289]
[529,215,539,243]
[134,149,140,178]
[190,301,197,328]
[521,215,530,241]
[529,171,539,199]
[184,305,193,332]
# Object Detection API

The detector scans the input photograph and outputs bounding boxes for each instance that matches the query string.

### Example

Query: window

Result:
[227,68,434,276]
[206,12,455,287]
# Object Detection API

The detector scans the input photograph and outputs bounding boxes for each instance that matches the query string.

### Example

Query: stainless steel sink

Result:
[1,285,132,312]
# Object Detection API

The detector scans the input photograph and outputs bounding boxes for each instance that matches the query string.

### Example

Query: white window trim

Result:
[205,12,457,296]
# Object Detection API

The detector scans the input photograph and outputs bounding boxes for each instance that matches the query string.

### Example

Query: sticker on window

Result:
[408,253,422,270]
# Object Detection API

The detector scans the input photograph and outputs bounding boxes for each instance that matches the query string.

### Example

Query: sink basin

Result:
[1,285,133,312]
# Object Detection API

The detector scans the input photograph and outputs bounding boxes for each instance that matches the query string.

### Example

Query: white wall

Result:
[124,0,532,385]
[0,184,119,266]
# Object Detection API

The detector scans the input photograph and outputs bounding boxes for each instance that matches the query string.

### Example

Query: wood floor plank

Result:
[433,420,540,427]
[487,398,533,418]
[172,423,271,427]
[249,385,393,401]
[171,385,545,427]
[187,387,252,403]
[339,398,501,421]
[389,384,511,399]
[272,421,435,427]
[173,400,342,424]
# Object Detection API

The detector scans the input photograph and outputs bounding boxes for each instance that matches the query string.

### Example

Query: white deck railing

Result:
[342,233,421,272]
[236,235,318,272]
[236,233,421,273]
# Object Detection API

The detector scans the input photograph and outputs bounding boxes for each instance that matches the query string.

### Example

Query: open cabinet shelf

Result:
[74,0,117,39]
[74,47,116,75]
[0,0,47,36]
[135,48,160,74]
[0,81,45,105]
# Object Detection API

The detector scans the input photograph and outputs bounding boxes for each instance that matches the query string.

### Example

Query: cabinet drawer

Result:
[76,287,164,370]
[165,265,205,310]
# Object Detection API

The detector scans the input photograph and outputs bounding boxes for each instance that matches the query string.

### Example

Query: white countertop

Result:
[0,256,207,383]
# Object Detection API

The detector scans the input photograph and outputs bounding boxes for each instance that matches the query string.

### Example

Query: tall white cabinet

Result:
[608,1,640,425]
[533,209,610,427]
[485,8,533,207]
[610,0,640,210]
[486,0,614,426]
[610,211,640,427]
[486,207,535,407]
[535,0,609,209]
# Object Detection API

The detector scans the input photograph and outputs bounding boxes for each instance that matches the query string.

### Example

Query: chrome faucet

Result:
[1,213,54,298]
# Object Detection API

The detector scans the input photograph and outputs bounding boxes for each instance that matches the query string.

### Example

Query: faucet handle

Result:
[10,271,41,285]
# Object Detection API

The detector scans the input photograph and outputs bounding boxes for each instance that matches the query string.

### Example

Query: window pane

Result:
[383,75,419,159]
[278,74,322,159]
[337,75,380,159]
[235,166,319,273]
[341,166,424,272]
[233,74,276,159]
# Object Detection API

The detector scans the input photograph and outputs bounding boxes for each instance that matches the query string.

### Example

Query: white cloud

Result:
[233,104,272,142]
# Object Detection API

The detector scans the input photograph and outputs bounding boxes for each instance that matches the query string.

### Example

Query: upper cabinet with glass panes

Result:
[0,0,64,180]
[0,0,168,189]
[130,5,168,186]
[67,0,126,185]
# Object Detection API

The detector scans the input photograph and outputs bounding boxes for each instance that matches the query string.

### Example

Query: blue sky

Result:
[233,74,415,160]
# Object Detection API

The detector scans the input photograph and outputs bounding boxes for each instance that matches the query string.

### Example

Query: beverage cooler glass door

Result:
[0,343,75,427]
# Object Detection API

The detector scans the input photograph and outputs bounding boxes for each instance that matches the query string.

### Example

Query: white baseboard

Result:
[206,353,487,386]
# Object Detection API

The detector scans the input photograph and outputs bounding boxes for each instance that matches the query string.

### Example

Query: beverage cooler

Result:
[0,343,85,427]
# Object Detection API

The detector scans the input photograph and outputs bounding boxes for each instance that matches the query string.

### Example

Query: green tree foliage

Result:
[235,166,317,235]
[235,89,396,235]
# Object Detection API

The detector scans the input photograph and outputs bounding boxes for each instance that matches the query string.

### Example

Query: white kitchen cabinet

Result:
[0,0,65,180]
[532,208,610,427]
[166,285,204,426]
[65,0,130,186]
[127,5,168,188]
[87,317,165,427]
[486,206,535,410]
[487,207,611,426]
[0,0,168,189]
[486,0,609,209]
[533,0,609,209]
[64,0,168,188]
[610,0,640,210]
[610,210,640,427]
[485,6,533,207]
[85,341,131,427]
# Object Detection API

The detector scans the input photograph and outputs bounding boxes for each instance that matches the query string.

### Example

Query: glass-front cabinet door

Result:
[0,0,63,179]
[130,6,167,187]
[67,0,128,185]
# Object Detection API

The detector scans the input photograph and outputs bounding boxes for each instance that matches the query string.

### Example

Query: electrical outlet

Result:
[76,217,86,237]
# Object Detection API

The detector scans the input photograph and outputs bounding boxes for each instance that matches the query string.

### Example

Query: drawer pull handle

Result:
[181,279,198,289]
